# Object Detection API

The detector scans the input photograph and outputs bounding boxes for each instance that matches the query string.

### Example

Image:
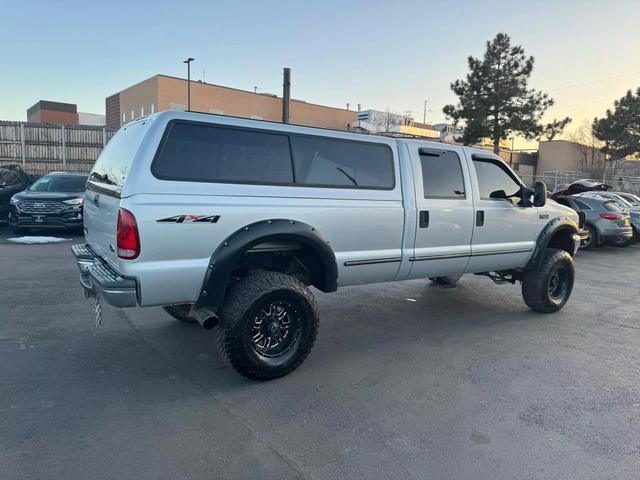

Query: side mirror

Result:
[518,185,534,207]
[533,181,547,207]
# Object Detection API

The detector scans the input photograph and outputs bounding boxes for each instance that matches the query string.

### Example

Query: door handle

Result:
[419,210,429,228]
[476,210,484,227]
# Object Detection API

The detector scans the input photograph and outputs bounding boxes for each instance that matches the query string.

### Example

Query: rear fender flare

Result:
[197,219,338,309]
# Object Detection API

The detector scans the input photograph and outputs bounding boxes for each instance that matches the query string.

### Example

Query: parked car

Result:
[9,172,88,234]
[615,192,640,208]
[580,191,640,243]
[568,194,633,249]
[0,166,30,221]
[73,111,584,380]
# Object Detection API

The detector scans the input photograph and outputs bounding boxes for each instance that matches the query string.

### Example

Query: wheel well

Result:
[547,229,575,256]
[230,241,329,291]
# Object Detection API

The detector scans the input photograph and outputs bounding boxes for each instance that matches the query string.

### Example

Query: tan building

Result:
[538,140,606,175]
[106,75,358,131]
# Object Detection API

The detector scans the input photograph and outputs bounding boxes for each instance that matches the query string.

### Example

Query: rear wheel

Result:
[214,270,319,381]
[580,224,597,250]
[522,248,574,313]
[163,305,198,324]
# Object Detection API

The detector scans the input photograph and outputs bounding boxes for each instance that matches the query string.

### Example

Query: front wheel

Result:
[521,248,574,313]
[214,270,319,381]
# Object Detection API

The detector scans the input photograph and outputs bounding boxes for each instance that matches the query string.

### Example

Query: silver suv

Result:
[73,111,585,380]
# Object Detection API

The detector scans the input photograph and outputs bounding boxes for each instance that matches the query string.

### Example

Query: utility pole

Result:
[423,99,432,124]
[183,57,195,111]
[282,68,291,124]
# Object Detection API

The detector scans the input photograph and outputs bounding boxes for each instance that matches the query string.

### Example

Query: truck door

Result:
[464,154,539,273]
[406,145,474,279]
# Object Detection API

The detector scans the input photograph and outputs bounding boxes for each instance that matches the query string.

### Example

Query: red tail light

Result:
[599,213,621,221]
[117,208,140,259]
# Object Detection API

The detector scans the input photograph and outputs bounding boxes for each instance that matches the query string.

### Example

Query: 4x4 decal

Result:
[157,215,220,223]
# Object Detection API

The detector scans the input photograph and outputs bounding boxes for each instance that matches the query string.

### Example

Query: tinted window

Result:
[154,123,293,184]
[472,157,521,199]
[603,201,623,212]
[419,150,465,198]
[29,175,87,193]
[0,170,18,186]
[89,121,147,193]
[291,136,394,189]
[573,199,592,210]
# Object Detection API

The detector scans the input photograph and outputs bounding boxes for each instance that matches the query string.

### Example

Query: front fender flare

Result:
[526,216,579,270]
[196,219,338,309]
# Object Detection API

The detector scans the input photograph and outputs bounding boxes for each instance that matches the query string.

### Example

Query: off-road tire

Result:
[580,224,598,250]
[163,305,198,324]
[214,270,319,381]
[522,248,574,313]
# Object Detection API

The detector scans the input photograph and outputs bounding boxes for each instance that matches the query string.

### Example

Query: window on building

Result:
[150,104,155,114]
[170,103,186,112]
[290,136,394,189]
[153,122,294,184]
[419,149,465,199]
[130,110,134,120]
[472,156,521,200]
[122,113,126,123]
[140,106,144,117]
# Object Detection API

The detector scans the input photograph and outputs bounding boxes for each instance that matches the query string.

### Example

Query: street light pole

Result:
[183,57,195,111]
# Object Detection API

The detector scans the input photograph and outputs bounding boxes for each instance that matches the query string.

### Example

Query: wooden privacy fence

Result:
[0,121,116,177]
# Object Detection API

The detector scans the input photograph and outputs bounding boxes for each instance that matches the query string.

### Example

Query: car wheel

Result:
[580,224,597,250]
[163,305,198,324]
[214,270,319,381]
[10,226,29,235]
[522,248,575,313]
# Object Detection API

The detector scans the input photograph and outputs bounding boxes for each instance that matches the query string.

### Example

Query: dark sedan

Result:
[8,172,88,234]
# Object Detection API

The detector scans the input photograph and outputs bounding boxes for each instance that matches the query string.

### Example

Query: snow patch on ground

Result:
[7,236,71,244]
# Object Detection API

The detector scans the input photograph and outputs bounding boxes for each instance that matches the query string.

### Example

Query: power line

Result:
[548,71,640,92]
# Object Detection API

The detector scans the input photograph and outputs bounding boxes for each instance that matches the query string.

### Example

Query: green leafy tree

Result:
[593,87,640,159]
[443,33,570,153]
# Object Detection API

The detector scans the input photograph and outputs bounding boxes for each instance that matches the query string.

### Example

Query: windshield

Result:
[29,175,88,193]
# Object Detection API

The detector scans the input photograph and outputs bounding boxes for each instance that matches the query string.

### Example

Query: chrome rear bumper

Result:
[71,243,138,308]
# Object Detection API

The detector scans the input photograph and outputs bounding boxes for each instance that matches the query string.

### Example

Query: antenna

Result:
[202,70,206,83]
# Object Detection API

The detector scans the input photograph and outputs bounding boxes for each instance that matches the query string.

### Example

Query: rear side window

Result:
[290,136,394,189]
[573,199,592,210]
[419,149,465,198]
[89,121,146,195]
[153,123,294,184]
[603,201,623,212]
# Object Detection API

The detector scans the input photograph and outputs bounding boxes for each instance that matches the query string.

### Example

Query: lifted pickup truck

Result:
[73,111,585,380]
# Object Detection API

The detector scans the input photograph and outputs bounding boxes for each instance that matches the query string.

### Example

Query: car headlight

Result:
[63,198,84,205]
[10,197,20,205]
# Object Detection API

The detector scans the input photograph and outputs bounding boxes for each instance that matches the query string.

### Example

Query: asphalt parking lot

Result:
[1,224,639,480]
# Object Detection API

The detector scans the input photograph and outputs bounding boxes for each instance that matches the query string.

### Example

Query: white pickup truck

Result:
[73,111,585,380]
